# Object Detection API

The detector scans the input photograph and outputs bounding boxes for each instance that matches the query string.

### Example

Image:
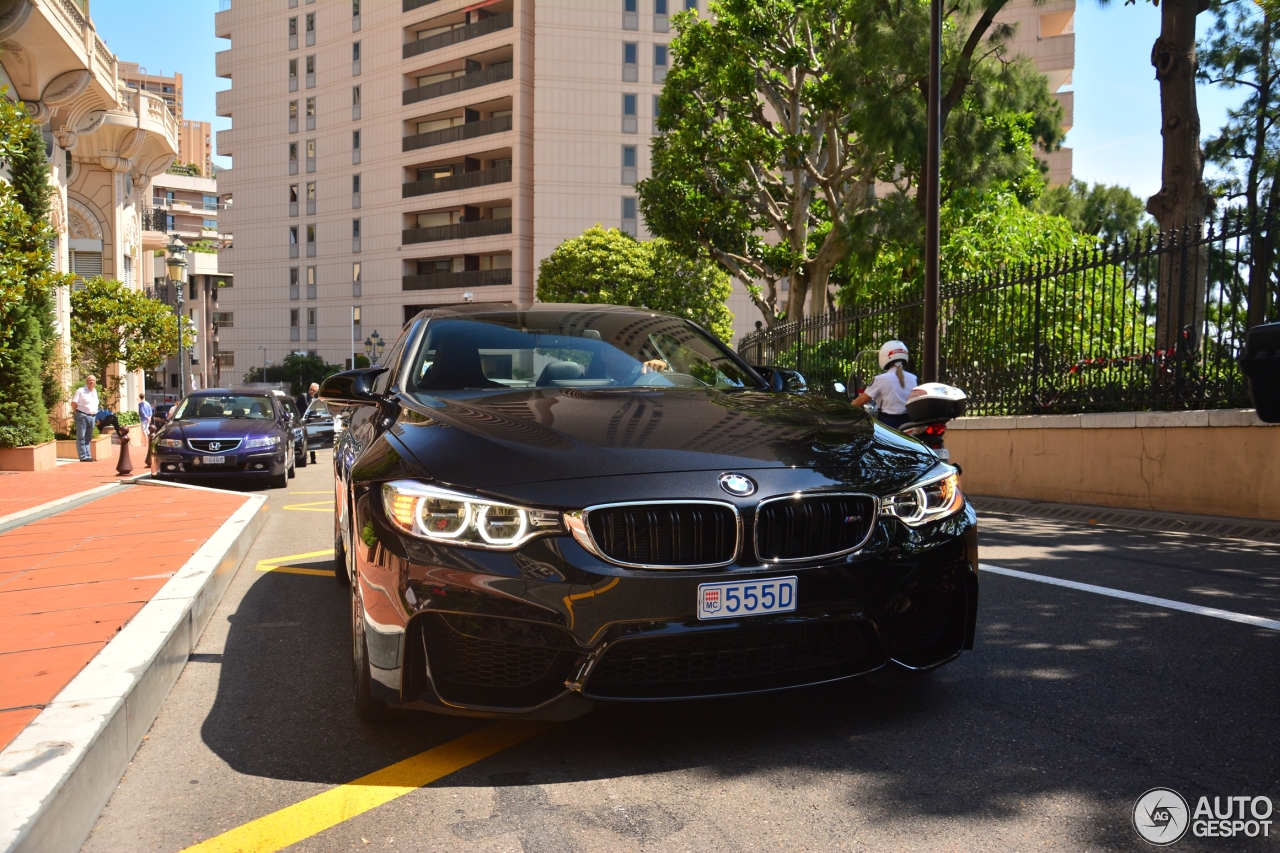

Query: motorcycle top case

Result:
[905,382,968,423]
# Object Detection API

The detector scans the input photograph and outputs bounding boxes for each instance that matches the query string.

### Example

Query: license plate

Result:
[935,447,950,460]
[697,576,797,620]
[203,455,226,465]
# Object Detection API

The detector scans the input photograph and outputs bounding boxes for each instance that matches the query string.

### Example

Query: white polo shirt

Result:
[865,368,917,416]
[72,385,99,416]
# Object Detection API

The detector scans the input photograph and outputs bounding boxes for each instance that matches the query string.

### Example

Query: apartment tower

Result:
[215,0,693,371]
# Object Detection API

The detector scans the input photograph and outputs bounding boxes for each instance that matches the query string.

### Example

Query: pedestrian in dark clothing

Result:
[298,382,319,463]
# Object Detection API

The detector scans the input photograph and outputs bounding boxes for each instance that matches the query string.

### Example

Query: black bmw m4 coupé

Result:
[321,304,978,722]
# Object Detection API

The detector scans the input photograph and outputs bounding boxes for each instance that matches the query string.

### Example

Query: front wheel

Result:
[334,492,349,585]
[271,462,289,489]
[351,577,390,723]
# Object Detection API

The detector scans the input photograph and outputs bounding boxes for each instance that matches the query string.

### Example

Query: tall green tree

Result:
[536,225,734,341]
[70,277,189,408]
[0,90,72,447]
[1034,179,1152,245]
[1199,0,1280,327]
[638,0,1064,328]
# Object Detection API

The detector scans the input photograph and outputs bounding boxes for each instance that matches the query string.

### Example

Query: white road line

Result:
[979,563,1280,632]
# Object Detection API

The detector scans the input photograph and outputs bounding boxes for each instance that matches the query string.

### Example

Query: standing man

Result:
[138,394,153,438]
[298,382,320,464]
[71,375,99,462]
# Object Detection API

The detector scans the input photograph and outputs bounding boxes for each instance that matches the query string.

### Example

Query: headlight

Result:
[243,436,281,448]
[156,438,183,448]
[880,466,964,527]
[381,480,562,550]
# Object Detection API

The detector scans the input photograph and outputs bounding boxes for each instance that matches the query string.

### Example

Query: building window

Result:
[352,305,362,341]
[352,129,361,149]
[623,42,639,81]
[622,144,637,185]
[122,255,133,288]
[654,43,668,82]
[352,41,360,60]
[305,11,315,31]
[655,0,667,12]
[305,54,316,88]
[352,218,361,238]
[307,307,317,341]
[289,100,298,133]
[352,85,361,105]
[289,183,299,217]
[653,94,661,132]
[289,226,298,244]
[306,138,316,172]
[306,180,316,215]
[203,194,219,210]
[622,93,638,133]
[622,197,638,236]
[306,224,316,242]
[353,261,361,297]
[211,312,234,328]
[291,308,300,341]
[203,218,218,229]
[352,174,361,193]
[353,0,360,16]
[623,0,638,29]
[289,58,299,91]
[219,351,235,368]
[290,266,300,299]
[289,16,298,36]
[685,0,696,9]
[624,0,636,10]
[307,265,317,299]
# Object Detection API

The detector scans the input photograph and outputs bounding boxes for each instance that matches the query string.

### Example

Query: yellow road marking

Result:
[180,722,553,853]
[282,499,334,512]
[254,549,336,577]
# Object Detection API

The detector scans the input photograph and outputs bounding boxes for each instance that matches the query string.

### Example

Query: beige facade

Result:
[996,0,1075,187]
[215,0,687,372]
[178,119,214,176]
[0,0,178,413]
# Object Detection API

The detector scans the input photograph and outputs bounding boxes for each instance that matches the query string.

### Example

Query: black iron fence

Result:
[737,211,1277,416]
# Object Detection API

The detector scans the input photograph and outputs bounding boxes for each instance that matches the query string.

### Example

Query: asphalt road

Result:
[81,455,1280,852]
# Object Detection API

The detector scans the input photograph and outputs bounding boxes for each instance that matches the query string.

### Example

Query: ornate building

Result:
[0,0,179,414]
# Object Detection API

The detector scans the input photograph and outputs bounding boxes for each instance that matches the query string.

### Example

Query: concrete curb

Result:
[0,487,269,853]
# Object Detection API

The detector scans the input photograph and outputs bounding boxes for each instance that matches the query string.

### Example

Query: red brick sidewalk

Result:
[0,484,249,750]
[0,458,142,520]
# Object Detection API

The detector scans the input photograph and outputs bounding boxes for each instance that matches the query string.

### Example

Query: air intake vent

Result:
[755,493,877,562]
[584,502,738,568]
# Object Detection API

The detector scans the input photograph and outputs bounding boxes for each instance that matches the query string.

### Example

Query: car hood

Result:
[391,388,936,491]
[166,419,280,440]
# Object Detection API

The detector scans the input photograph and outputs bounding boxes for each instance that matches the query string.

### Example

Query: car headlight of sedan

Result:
[156,438,183,448]
[382,480,562,550]
[243,436,280,448]
[880,466,964,527]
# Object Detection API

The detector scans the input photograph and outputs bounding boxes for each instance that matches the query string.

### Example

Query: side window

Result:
[372,321,420,394]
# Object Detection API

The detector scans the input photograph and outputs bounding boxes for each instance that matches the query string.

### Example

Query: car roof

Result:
[189,388,277,397]
[406,302,683,326]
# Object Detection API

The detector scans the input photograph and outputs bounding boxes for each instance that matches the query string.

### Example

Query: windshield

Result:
[175,395,274,420]
[405,312,757,393]
[307,401,332,418]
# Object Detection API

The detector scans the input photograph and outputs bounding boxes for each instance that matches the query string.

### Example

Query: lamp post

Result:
[364,330,385,365]
[921,0,942,383]
[165,236,188,399]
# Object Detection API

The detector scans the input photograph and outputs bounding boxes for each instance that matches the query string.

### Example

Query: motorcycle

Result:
[900,382,968,464]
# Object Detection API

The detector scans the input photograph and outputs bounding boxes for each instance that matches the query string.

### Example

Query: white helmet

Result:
[878,340,909,371]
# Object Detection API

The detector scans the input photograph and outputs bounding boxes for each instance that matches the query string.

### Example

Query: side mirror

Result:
[319,367,388,407]
[1241,321,1280,423]
[825,380,849,400]
[751,365,785,393]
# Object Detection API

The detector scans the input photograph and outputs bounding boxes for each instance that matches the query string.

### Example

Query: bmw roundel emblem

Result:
[719,473,757,497]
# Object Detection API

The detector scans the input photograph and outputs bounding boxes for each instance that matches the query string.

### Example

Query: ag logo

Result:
[1134,788,1190,845]
[718,473,756,497]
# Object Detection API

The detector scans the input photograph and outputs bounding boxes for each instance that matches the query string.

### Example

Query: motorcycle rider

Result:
[850,340,918,429]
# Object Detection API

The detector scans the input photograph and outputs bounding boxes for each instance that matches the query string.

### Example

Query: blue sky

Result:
[89,0,1242,201]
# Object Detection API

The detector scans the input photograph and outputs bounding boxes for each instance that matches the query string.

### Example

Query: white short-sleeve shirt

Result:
[865,368,917,415]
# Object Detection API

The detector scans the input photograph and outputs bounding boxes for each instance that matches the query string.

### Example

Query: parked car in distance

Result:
[303,399,337,449]
[150,389,296,488]
[272,391,308,469]
[323,303,978,724]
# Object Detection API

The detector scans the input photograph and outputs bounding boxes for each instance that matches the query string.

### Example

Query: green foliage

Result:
[638,0,1065,326]
[117,411,140,426]
[1034,179,1153,245]
[187,240,218,254]
[0,87,71,445]
[70,277,190,407]
[353,353,371,368]
[167,162,202,176]
[242,352,342,395]
[535,225,734,341]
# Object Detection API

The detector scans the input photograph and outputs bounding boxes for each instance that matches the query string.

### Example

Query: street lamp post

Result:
[364,330,385,366]
[921,0,942,384]
[165,236,188,399]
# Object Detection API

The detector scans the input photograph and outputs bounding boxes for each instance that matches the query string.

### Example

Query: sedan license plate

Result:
[697,576,797,620]
[203,455,226,465]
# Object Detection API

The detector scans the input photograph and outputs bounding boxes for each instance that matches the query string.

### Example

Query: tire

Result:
[297,441,308,468]
[351,575,390,723]
[271,462,289,489]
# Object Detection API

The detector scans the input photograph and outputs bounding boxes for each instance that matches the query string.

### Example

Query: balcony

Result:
[403,62,513,106]
[402,217,512,245]
[216,88,232,118]
[216,128,233,157]
[215,6,232,38]
[215,49,232,79]
[402,164,511,198]
[404,0,440,11]
[403,13,514,59]
[402,268,512,291]
[403,114,511,152]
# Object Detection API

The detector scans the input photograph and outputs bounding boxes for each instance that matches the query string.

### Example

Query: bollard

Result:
[115,426,133,475]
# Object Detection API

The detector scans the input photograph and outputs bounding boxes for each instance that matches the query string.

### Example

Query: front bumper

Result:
[351,489,979,719]
[152,448,288,477]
